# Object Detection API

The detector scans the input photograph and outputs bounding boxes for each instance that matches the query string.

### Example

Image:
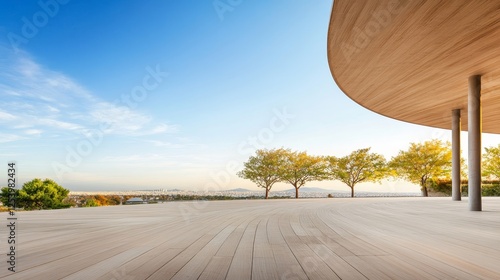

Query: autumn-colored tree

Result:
[280,150,328,198]
[237,148,287,199]
[390,139,452,197]
[327,148,388,197]
[482,144,500,179]
[107,195,123,205]
[94,195,109,206]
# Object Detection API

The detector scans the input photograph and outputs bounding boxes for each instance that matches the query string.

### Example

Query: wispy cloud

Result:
[0,133,24,143]
[47,105,59,113]
[0,110,16,121]
[150,123,177,134]
[147,140,184,148]
[38,118,83,131]
[0,49,176,141]
[96,153,209,169]
[100,154,165,162]
[24,129,42,136]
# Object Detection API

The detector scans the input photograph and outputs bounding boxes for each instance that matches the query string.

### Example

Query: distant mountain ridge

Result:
[228,187,342,193]
[129,187,344,193]
[228,188,254,192]
[283,187,340,193]
[227,187,342,193]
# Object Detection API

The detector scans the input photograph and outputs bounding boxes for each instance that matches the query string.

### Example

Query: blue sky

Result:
[1,0,499,192]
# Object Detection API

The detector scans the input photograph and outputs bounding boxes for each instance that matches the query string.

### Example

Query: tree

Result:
[108,195,123,205]
[62,196,77,208]
[0,187,19,208]
[280,150,328,198]
[483,144,500,179]
[327,148,388,197]
[389,139,452,197]
[84,198,99,207]
[237,148,287,199]
[93,195,109,206]
[1,178,71,210]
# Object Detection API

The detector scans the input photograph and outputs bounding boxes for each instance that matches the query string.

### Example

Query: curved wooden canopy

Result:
[327,0,500,133]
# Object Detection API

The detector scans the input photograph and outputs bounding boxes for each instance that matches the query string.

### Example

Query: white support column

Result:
[452,109,461,201]
[468,75,482,211]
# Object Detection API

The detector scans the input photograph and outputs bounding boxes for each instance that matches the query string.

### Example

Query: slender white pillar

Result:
[468,75,482,211]
[452,109,461,201]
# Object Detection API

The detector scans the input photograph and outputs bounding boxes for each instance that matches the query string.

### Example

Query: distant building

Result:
[126,197,146,204]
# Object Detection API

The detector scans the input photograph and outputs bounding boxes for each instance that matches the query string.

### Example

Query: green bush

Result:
[428,179,500,197]
[482,184,500,196]
[1,178,71,210]
[428,179,452,195]
[84,198,99,207]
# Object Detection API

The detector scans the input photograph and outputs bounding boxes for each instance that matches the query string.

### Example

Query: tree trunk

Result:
[351,187,354,198]
[421,178,429,197]
[421,186,428,197]
[265,188,269,199]
[295,187,299,199]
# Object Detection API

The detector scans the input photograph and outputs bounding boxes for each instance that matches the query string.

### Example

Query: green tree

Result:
[0,187,20,208]
[84,198,99,207]
[8,178,71,210]
[327,148,388,197]
[62,196,77,208]
[389,139,452,197]
[483,144,500,179]
[280,150,328,198]
[237,148,287,199]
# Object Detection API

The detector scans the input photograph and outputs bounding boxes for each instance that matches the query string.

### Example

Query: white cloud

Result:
[0,110,16,121]
[47,105,60,113]
[89,102,153,135]
[100,154,165,163]
[24,129,42,136]
[13,124,33,129]
[0,133,24,143]
[150,123,178,134]
[16,56,41,78]
[37,118,83,131]
[95,153,182,171]
[147,140,183,148]
[0,49,175,141]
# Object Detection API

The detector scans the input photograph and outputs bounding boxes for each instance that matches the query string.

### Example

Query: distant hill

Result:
[283,187,339,193]
[228,188,254,192]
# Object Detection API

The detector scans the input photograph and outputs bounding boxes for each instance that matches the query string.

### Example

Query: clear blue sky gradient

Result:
[1,0,499,192]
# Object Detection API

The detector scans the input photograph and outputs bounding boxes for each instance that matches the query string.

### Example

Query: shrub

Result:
[84,198,99,207]
[429,179,500,196]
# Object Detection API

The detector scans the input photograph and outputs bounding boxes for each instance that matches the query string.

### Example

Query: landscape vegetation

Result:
[2,139,500,211]
[239,139,500,198]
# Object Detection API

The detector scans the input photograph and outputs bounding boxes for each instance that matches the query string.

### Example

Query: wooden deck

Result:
[2,197,499,279]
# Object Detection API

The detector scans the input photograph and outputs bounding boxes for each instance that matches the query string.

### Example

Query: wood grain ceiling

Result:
[327,0,500,133]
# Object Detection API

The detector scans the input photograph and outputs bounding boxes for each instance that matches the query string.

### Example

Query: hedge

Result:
[428,179,500,196]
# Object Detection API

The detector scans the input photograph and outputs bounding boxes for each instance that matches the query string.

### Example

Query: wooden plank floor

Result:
[1,197,499,279]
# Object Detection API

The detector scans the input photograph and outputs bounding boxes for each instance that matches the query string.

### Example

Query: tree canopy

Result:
[280,150,328,198]
[237,148,287,199]
[327,148,388,197]
[483,144,500,179]
[389,139,452,197]
[235,140,477,198]
[1,178,71,210]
